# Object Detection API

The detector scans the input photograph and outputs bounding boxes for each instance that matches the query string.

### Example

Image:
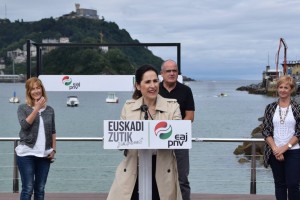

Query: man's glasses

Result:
[165,69,178,73]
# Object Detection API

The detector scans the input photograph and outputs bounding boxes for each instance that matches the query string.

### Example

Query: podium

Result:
[104,120,191,200]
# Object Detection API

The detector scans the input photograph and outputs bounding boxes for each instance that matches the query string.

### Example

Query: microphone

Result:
[140,104,148,112]
[140,104,149,120]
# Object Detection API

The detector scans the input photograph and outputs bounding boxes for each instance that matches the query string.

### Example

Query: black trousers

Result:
[131,155,160,200]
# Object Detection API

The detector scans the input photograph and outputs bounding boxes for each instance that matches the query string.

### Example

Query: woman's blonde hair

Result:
[25,77,47,107]
[276,75,296,92]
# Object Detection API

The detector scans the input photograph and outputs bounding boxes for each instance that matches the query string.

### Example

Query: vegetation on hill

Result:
[0,17,164,75]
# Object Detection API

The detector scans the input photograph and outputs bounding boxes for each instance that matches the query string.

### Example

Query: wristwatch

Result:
[288,143,293,149]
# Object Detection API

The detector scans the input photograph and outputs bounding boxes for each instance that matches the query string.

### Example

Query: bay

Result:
[0,80,276,194]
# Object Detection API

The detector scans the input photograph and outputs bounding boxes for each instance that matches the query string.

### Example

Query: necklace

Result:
[279,105,289,124]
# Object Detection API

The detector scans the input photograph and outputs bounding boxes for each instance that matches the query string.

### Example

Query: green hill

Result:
[0,16,164,75]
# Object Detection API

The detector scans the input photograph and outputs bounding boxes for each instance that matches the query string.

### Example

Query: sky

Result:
[1,0,300,80]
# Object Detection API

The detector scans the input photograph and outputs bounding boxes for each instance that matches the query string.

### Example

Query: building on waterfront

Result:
[262,65,282,94]
[262,65,282,84]
[0,74,25,83]
[262,62,300,95]
[284,60,300,80]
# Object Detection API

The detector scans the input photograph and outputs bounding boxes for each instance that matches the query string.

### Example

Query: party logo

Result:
[154,121,172,140]
[62,76,72,86]
[62,76,80,90]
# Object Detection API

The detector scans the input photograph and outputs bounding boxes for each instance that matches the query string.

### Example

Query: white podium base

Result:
[138,149,152,200]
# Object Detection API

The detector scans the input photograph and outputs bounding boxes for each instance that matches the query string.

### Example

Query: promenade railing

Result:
[0,137,270,194]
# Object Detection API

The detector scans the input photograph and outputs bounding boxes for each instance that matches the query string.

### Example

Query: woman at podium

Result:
[107,64,182,200]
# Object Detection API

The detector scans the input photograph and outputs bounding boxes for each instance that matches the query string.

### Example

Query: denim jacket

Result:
[17,104,56,149]
[262,100,300,168]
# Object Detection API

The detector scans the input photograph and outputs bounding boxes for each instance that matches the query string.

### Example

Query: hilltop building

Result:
[75,4,99,19]
[62,4,99,20]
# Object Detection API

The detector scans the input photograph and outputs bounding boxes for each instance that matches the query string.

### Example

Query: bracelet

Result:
[53,149,56,153]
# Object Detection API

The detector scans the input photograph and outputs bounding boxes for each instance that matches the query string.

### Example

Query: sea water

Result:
[0,80,276,194]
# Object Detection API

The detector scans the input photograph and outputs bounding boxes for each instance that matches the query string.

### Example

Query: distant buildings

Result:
[2,4,103,78]
[75,4,99,19]
[262,61,300,83]
[6,48,25,63]
[63,4,99,19]
[0,74,25,82]
[262,65,282,82]
[262,65,282,93]
[42,37,70,53]
[6,37,70,65]
[285,60,300,79]
[262,61,300,94]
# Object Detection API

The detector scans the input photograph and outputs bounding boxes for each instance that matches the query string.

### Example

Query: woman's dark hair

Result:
[132,64,158,99]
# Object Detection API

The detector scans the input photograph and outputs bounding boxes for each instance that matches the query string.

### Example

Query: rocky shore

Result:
[233,120,264,164]
[236,81,300,95]
[182,75,195,82]
[236,82,266,95]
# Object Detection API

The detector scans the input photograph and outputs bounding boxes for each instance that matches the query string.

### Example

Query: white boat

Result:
[9,91,20,103]
[67,96,79,107]
[106,93,119,103]
[9,96,20,103]
[8,61,22,103]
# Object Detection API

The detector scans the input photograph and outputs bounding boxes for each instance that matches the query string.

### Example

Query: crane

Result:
[275,38,288,78]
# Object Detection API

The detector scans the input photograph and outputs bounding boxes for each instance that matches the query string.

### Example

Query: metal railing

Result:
[0,137,265,194]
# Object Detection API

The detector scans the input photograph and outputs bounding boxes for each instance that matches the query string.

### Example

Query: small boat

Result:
[106,93,119,103]
[218,93,228,97]
[9,91,20,103]
[67,96,79,107]
[9,96,20,103]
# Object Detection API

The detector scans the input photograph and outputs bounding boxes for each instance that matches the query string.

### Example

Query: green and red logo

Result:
[154,121,172,140]
[62,76,72,86]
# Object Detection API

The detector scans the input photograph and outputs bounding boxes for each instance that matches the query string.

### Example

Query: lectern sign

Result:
[103,120,192,149]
